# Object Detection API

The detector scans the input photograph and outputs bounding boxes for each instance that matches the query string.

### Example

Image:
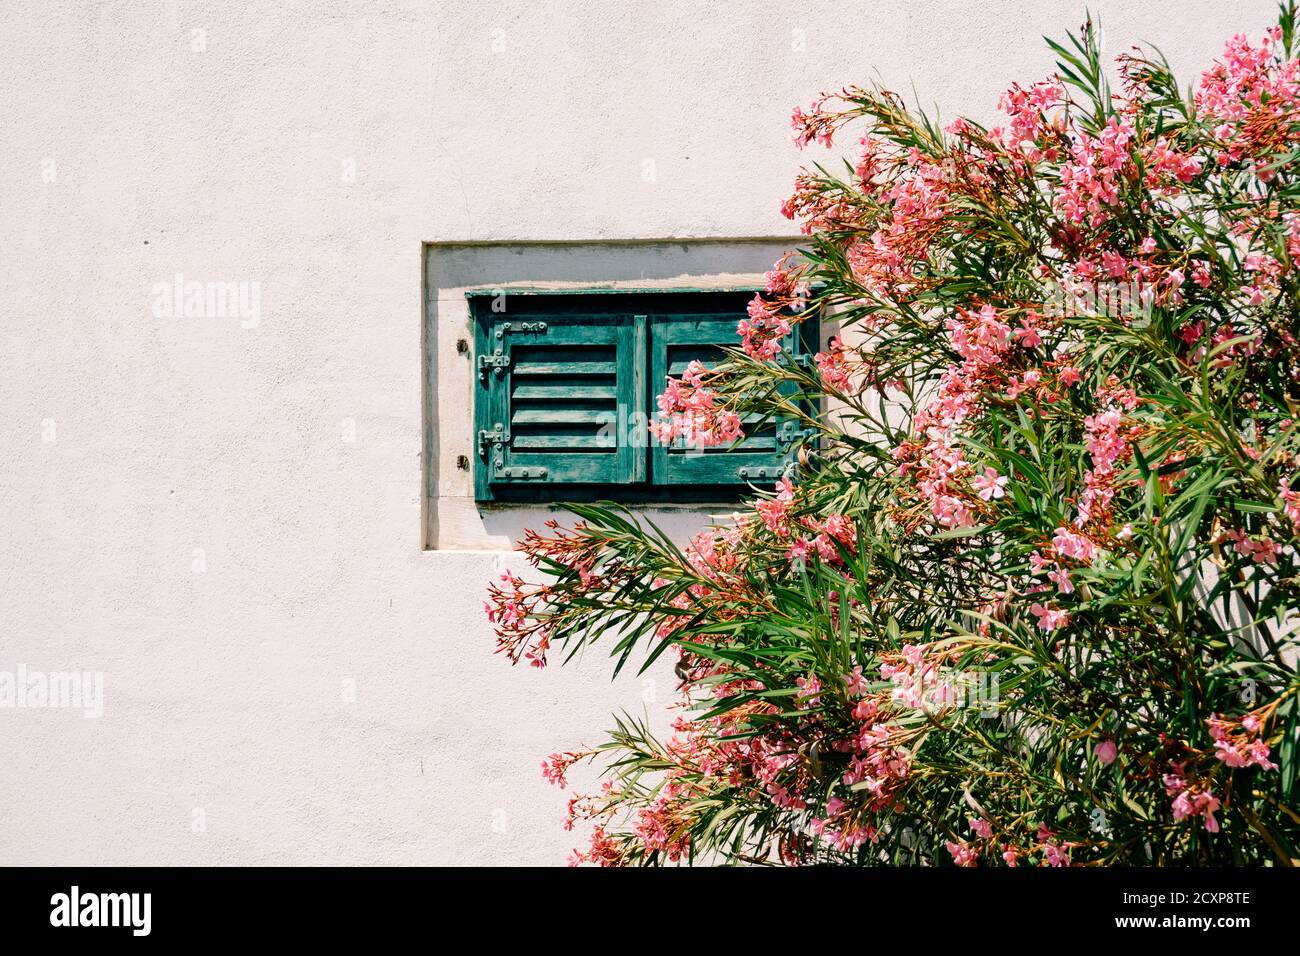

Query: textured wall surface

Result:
[0,0,1278,864]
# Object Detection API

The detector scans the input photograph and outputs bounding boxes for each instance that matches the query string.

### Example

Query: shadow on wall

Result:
[477,501,757,551]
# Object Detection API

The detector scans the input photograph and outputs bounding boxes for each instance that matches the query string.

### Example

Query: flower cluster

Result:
[992,79,1065,164]
[891,303,1042,531]
[814,336,853,392]
[1164,768,1223,833]
[1196,26,1300,167]
[1207,713,1278,770]
[647,360,743,448]
[485,571,552,667]
[1056,117,1137,227]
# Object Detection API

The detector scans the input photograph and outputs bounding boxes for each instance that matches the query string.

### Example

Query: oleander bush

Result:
[488,5,1300,865]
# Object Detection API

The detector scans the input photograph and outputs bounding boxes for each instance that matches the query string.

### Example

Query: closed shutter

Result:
[649,312,812,487]
[471,291,818,501]
[475,309,645,500]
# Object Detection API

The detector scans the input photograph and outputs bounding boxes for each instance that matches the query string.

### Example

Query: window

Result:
[471,290,816,502]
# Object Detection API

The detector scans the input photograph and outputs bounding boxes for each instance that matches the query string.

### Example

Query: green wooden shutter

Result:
[475,309,646,499]
[649,312,813,487]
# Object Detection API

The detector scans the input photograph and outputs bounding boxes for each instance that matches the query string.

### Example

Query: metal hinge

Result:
[738,464,788,480]
[477,323,547,383]
[497,465,548,480]
[499,321,548,336]
[478,423,548,481]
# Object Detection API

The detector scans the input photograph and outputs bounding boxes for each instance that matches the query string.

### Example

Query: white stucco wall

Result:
[0,0,1278,864]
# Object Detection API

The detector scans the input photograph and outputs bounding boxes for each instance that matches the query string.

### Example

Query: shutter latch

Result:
[776,420,817,450]
[776,420,817,475]
[477,422,509,457]
[477,352,511,382]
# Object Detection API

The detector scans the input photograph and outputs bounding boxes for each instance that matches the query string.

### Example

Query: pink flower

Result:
[791,102,833,149]
[844,665,869,697]
[1207,714,1230,741]
[1143,139,1203,186]
[1055,118,1136,227]
[756,497,791,535]
[815,337,853,392]
[946,840,978,867]
[1178,321,1205,345]
[1208,713,1279,770]
[757,476,796,535]
[795,674,822,708]
[813,533,841,563]
[823,513,858,547]
[738,296,792,360]
[1042,843,1071,867]
[1171,788,1221,833]
[1247,740,1278,771]
[933,494,975,529]
[1006,369,1042,400]
[1030,603,1069,632]
[1214,740,1250,768]
[542,751,588,788]
[1095,739,1118,766]
[970,817,993,840]
[1052,527,1096,563]
[1227,529,1282,565]
[994,78,1064,163]
[1048,566,1073,594]
[852,697,878,721]
[1281,479,1300,533]
[972,467,1009,501]
[1031,823,1071,866]
[1014,322,1043,348]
